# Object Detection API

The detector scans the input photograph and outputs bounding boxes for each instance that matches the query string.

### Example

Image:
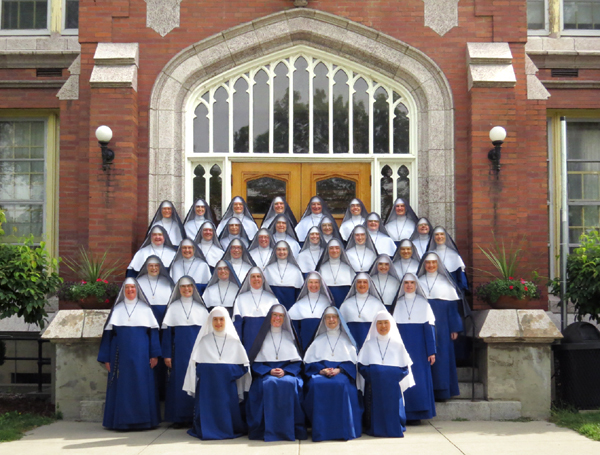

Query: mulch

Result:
[0,393,55,417]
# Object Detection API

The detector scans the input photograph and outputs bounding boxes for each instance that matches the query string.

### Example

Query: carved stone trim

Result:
[467,42,517,90]
[423,0,459,37]
[89,43,139,91]
[145,0,182,37]
[57,55,80,100]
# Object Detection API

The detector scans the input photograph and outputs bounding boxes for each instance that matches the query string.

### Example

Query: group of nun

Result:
[98,195,471,440]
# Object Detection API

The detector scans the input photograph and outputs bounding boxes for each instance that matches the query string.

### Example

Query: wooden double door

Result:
[232,162,371,227]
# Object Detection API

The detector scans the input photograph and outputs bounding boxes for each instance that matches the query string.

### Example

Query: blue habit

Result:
[151,305,167,325]
[97,326,162,430]
[291,318,320,352]
[188,363,248,440]
[246,361,307,441]
[161,325,201,423]
[270,286,300,311]
[397,323,437,420]
[234,316,266,352]
[358,363,408,437]
[450,268,469,293]
[304,360,363,441]
[428,298,463,400]
[347,321,371,350]
[329,286,350,308]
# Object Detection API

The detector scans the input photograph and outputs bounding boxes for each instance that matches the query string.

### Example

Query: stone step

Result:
[457,367,479,382]
[458,381,485,400]
[430,399,522,421]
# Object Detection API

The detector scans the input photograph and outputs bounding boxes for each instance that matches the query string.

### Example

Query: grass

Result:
[550,408,600,441]
[0,411,56,443]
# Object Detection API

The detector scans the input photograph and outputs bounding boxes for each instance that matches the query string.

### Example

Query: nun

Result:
[127,225,177,276]
[366,212,397,257]
[339,198,369,241]
[97,278,161,430]
[357,311,414,438]
[303,307,363,441]
[246,305,307,441]
[417,252,463,401]
[316,239,356,307]
[161,277,209,425]
[345,225,378,273]
[296,226,326,274]
[261,196,298,230]
[221,239,256,284]
[170,239,211,293]
[263,241,304,310]
[368,254,402,308]
[148,200,186,245]
[202,260,241,316]
[339,273,387,349]
[384,198,418,243]
[194,221,224,268]
[232,267,280,351]
[136,255,175,325]
[427,226,469,292]
[318,215,343,245]
[295,196,332,242]
[392,273,437,422]
[217,196,258,240]
[183,307,251,440]
[219,218,251,250]
[269,215,301,257]
[288,272,333,351]
[248,228,275,270]
[392,239,421,277]
[183,199,216,240]
[410,217,434,257]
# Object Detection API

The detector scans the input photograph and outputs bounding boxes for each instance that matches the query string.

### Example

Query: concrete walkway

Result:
[1,420,598,455]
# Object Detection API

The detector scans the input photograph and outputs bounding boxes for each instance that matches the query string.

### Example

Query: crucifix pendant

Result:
[276,355,279,360]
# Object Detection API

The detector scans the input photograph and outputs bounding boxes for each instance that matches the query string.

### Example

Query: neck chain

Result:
[329,261,341,285]
[146,275,159,298]
[151,244,164,259]
[270,330,284,360]
[182,257,196,276]
[309,247,321,266]
[325,330,342,357]
[395,217,407,238]
[258,248,270,267]
[425,274,439,293]
[355,246,367,269]
[307,293,321,314]
[218,281,232,305]
[213,333,227,360]
[201,241,213,257]
[250,290,263,310]
[376,274,390,300]
[377,337,391,364]
[124,300,138,320]
[355,294,369,318]
[180,299,193,320]
[403,295,417,320]
[277,261,289,283]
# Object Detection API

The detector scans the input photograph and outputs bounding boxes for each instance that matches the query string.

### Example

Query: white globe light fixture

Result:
[488,126,506,176]
[95,126,114,171]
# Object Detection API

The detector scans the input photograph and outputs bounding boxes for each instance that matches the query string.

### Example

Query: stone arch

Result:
[149,8,455,229]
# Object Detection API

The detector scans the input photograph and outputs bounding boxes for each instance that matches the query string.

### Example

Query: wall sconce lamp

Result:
[488,126,507,176]
[95,125,114,171]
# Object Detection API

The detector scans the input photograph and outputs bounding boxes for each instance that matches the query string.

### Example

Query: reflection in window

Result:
[527,0,546,30]
[313,63,329,154]
[193,164,206,202]
[247,177,286,214]
[316,177,356,214]
[333,70,349,153]
[210,165,223,219]
[380,165,393,218]
[254,69,270,153]
[233,77,249,153]
[214,87,229,153]
[353,78,369,154]
[374,87,389,154]
[194,99,209,153]
[397,165,410,202]
[273,63,290,154]
[1,0,47,30]
[65,0,79,29]
[293,57,309,153]
[564,0,600,30]
[393,103,409,154]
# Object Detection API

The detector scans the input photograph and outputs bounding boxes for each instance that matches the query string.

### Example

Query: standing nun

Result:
[384,198,418,244]
[203,260,241,316]
[295,196,332,242]
[427,226,469,292]
[148,200,186,246]
[248,228,275,270]
[263,241,304,310]
[194,220,224,269]
[296,226,326,274]
[392,273,437,423]
[170,239,211,293]
[161,276,209,425]
[261,196,298,230]
[417,252,463,401]
[136,255,174,325]
[339,273,387,349]
[232,267,280,351]
[318,215,343,245]
[219,217,251,250]
[316,239,356,307]
[365,212,397,257]
[183,307,251,440]
[221,239,256,283]
[183,199,216,240]
[303,307,362,441]
[288,272,333,351]
[97,278,161,430]
[339,198,369,241]
[410,217,434,258]
[127,225,177,276]
[392,239,421,277]
[357,311,414,438]
[368,254,402,308]
[246,304,307,441]
[345,225,378,273]
[216,196,258,240]
[269,214,301,257]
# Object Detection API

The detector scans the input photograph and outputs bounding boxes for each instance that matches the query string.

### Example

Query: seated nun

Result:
[318,215,344,245]
[269,215,301,257]
[193,220,224,269]
[263,241,304,310]
[409,217,434,258]
[368,254,402,308]
[246,305,307,441]
[303,307,362,441]
[203,260,241,317]
[427,226,468,292]
[216,196,258,241]
[170,239,211,293]
[339,273,387,349]
[384,198,418,244]
[392,239,421,277]
[148,200,186,246]
[183,307,251,440]
[296,227,326,274]
[97,278,161,430]
[392,273,437,423]
[161,277,209,425]
[345,225,378,272]
[357,311,414,438]
[127,225,177,276]
[316,239,355,307]
[232,267,280,351]
[365,212,397,257]
[183,198,217,240]
[288,272,333,351]
[248,228,275,270]
[136,255,174,324]
[219,218,251,250]
[221,239,256,283]
[417,252,464,401]
[339,198,369,241]
[261,196,298,230]
[295,196,332,242]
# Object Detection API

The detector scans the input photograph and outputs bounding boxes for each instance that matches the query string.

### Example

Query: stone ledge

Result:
[475,309,563,343]
[42,310,109,342]
[431,400,521,421]
[467,43,516,90]
[93,43,139,66]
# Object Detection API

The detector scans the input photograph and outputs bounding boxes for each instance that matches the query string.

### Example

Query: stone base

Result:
[80,400,105,422]
[431,400,522,421]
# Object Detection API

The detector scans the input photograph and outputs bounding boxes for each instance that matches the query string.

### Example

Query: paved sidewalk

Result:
[1,420,597,455]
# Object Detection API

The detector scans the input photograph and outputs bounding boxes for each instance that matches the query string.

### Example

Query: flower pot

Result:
[490,296,530,310]
[59,296,112,310]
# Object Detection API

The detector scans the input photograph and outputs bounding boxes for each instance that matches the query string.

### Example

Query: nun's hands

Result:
[319,368,340,377]
[150,357,158,369]
[450,332,458,340]
[164,358,172,368]
[105,362,111,372]
[428,355,436,366]
[270,368,285,378]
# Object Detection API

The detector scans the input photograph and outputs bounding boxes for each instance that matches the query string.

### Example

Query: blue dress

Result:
[304,360,363,441]
[291,318,320,352]
[270,286,301,311]
[234,316,266,352]
[98,326,162,430]
[329,286,351,308]
[347,322,371,350]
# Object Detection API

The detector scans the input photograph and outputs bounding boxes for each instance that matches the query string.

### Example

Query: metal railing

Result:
[0,336,51,393]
